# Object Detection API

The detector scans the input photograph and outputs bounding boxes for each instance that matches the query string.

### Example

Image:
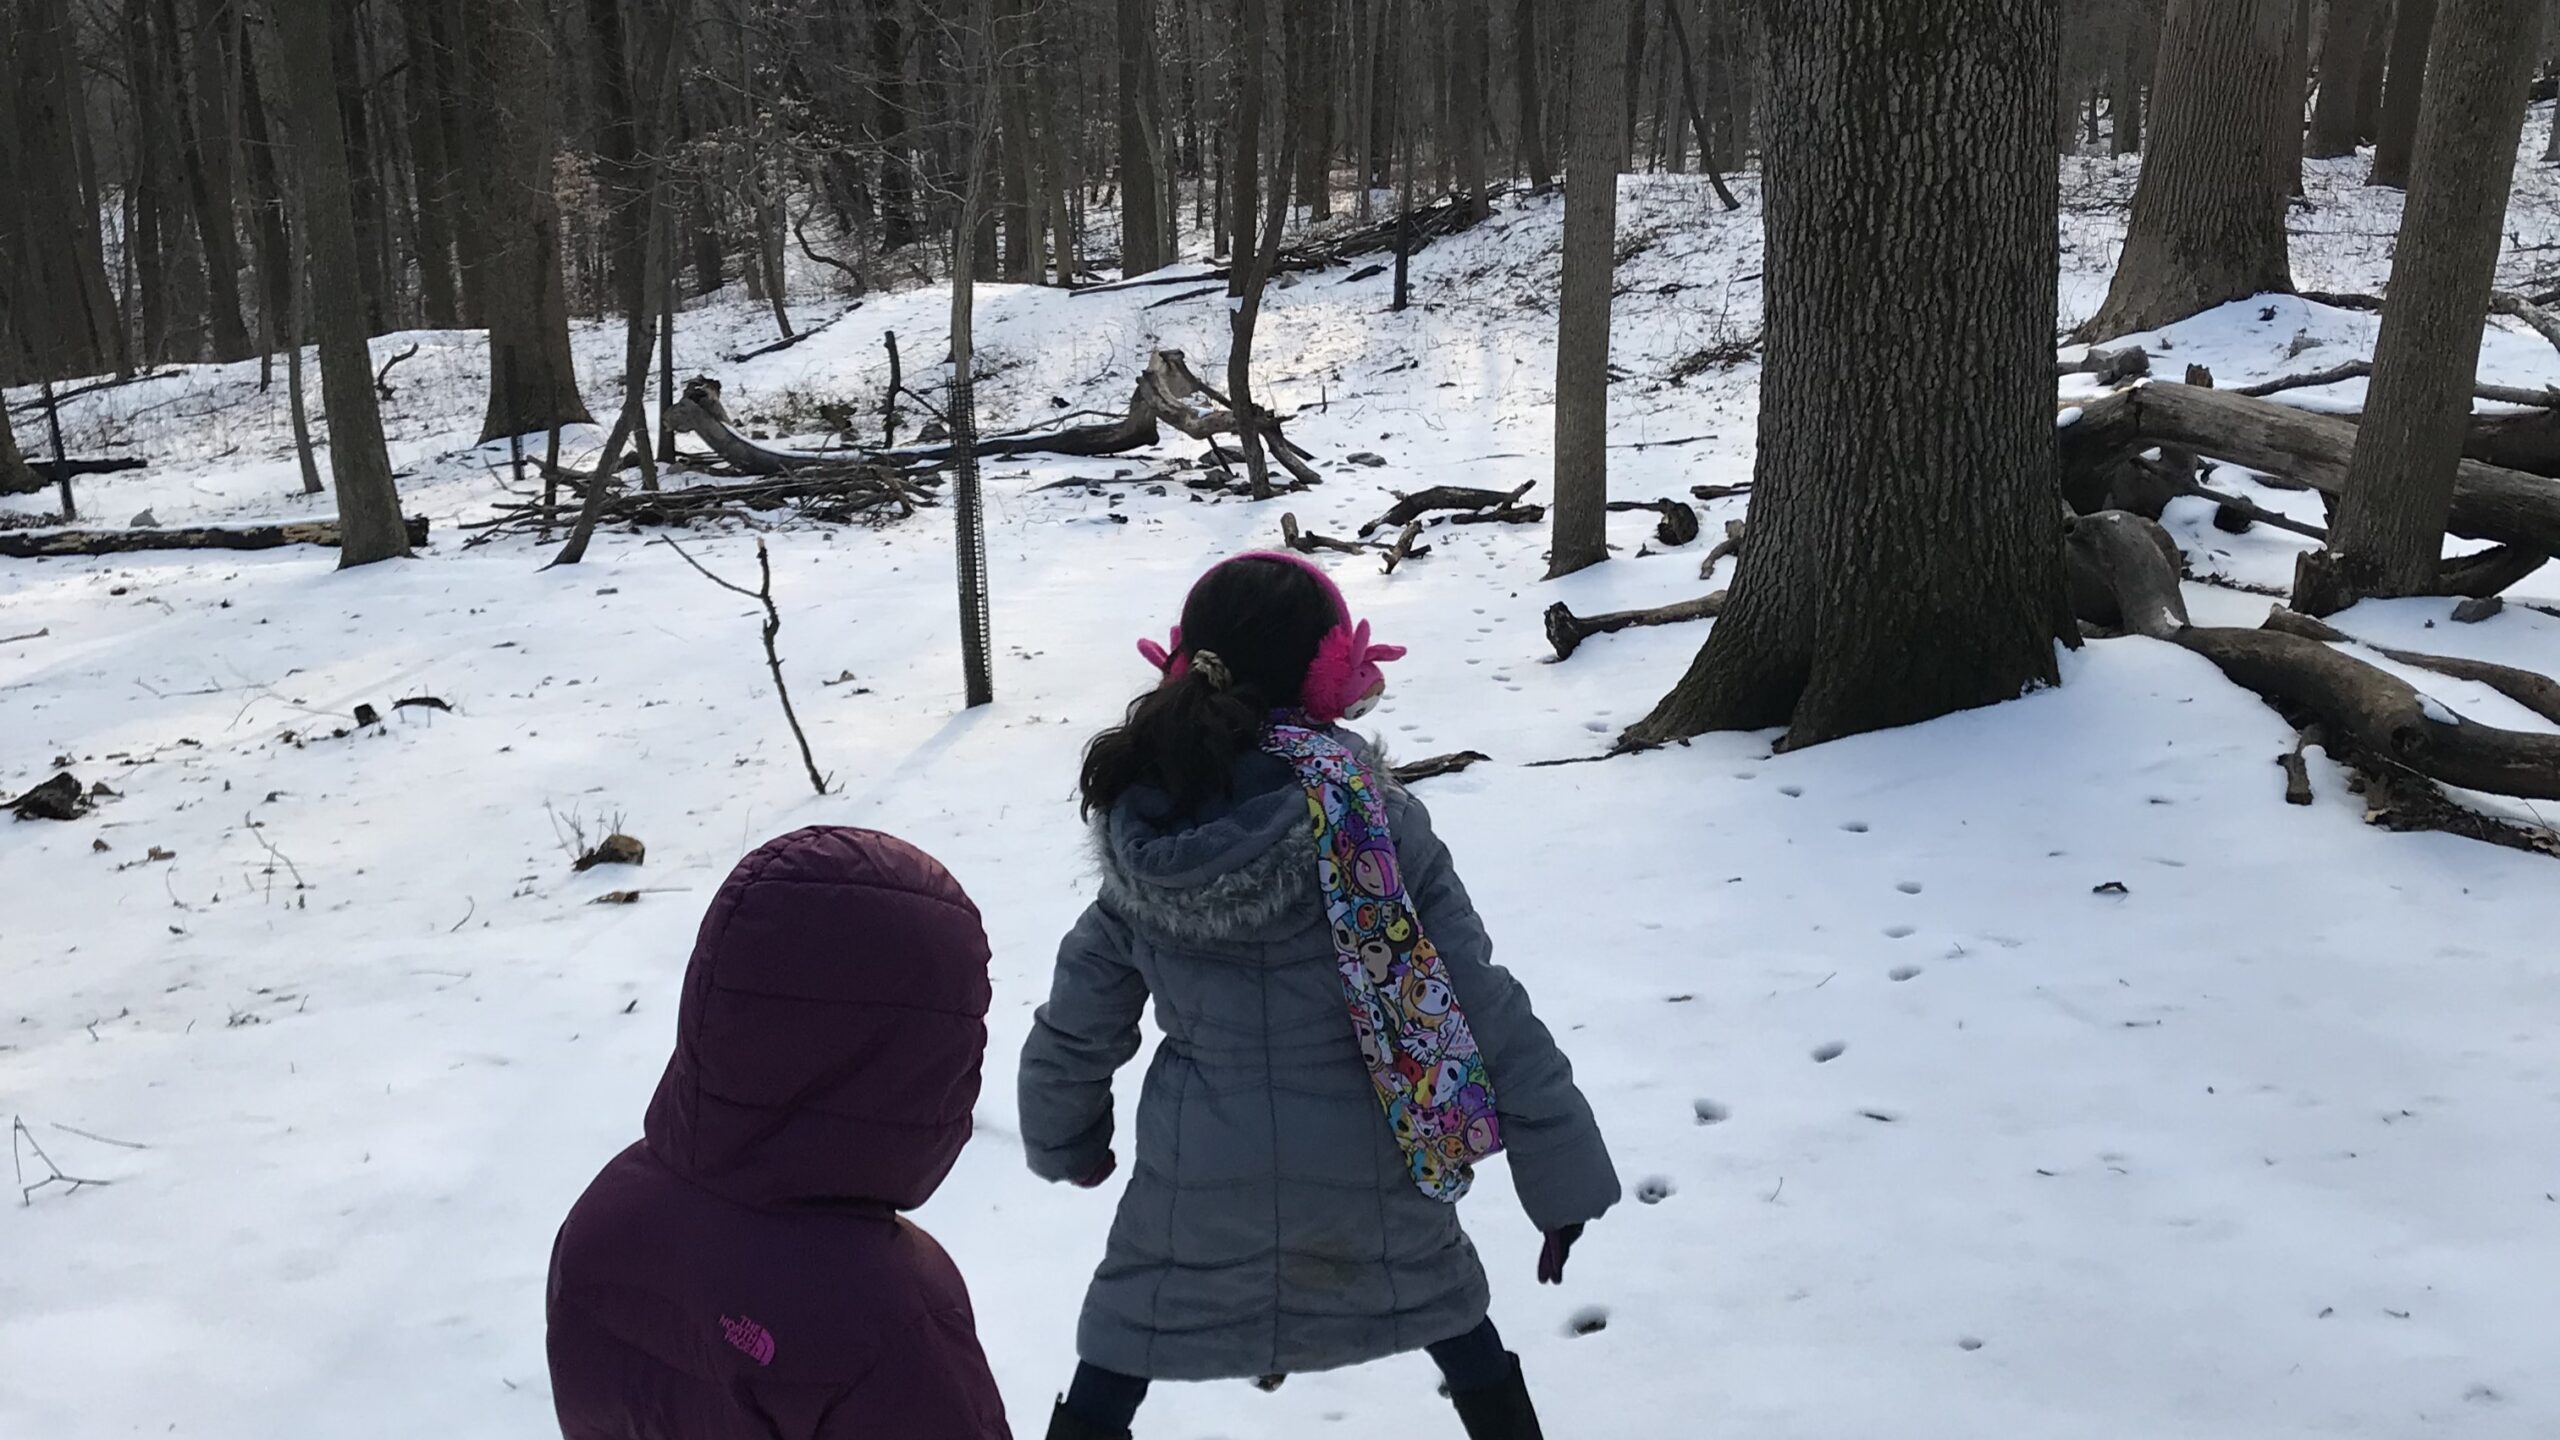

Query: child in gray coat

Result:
[1021,552,1619,1440]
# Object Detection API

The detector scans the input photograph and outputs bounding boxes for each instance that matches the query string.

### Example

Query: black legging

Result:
[1063,1317,1511,1431]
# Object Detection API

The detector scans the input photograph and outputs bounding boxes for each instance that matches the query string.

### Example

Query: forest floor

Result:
[9,133,2560,1438]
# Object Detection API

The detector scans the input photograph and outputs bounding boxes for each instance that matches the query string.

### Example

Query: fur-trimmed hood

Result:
[1089,735,1389,949]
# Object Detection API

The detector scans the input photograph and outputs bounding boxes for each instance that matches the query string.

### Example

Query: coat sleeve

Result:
[1017,903,1150,1184]
[1393,787,1622,1234]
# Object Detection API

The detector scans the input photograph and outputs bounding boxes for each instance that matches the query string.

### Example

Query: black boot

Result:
[1448,1354,1544,1440]
[1044,1400,1131,1440]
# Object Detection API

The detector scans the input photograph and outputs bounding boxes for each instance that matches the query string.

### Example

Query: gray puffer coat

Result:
[1019,740,1619,1381]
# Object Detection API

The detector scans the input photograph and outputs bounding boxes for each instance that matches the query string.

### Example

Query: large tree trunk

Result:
[1634,0,2071,750]
[1117,0,1168,275]
[2111,0,2157,155]
[2082,0,2296,340]
[1548,0,1633,580]
[2302,0,2547,611]
[275,0,411,567]
[2366,0,2436,187]
[1452,0,1492,222]
[2304,0,2382,157]
[470,0,592,443]
[1513,0,1553,190]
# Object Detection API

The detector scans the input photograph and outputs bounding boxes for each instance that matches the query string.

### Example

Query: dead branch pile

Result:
[464,469,931,544]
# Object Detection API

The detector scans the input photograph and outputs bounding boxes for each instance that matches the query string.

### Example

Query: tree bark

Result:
[275,0,411,566]
[469,0,592,443]
[2111,0,2157,155]
[403,0,464,328]
[1513,0,1553,190]
[2305,0,2547,610]
[1118,0,1168,274]
[2084,0,2296,340]
[3,0,124,380]
[1452,0,1492,222]
[1549,0,1632,580]
[0,401,38,497]
[2306,0,2382,158]
[1634,0,2072,750]
[2366,0,2436,186]
[161,0,251,359]
[328,0,391,333]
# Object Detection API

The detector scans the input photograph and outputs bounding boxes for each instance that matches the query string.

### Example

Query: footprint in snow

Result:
[1811,1041,1847,1063]
[1840,820,1871,834]
[1584,720,1611,733]
[1896,880,1924,894]
[1636,1176,1677,1205]
[1565,1306,1611,1338]
[1692,1098,1730,1125]
[1957,1337,1985,1352]
[1889,965,1923,982]
[1883,924,1916,940]
[1778,784,1804,798]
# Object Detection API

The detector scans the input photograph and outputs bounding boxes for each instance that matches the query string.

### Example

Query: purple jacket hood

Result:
[642,826,990,1211]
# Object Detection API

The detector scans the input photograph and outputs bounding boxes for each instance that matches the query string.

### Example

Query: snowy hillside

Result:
[8,141,2560,1439]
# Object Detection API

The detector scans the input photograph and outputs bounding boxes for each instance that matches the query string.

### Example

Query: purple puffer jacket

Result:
[546,827,1012,1440]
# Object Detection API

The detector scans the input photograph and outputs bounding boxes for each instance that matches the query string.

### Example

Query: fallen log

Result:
[2228,356,2559,410]
[2,456,148,491]
[2067,510,2560,803]
[1544,591,1725,661]
[2262,607,2560,727]
[1280,511,1375,556]
[2056,345,2152,384]
[1361,481,1535,536]
[0,515,431,559]
[666,377,869,476]
[2059,383,2560,554]
[1392,751,1491,785]
[1607,498,1702,546]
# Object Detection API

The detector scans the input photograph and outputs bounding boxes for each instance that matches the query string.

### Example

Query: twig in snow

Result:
[243,811,308,893]
[51,1123,147,1151]
[1,628,49,645]
[656,536,832,796]
[449,897,476,933]
[13,1117,114,1204]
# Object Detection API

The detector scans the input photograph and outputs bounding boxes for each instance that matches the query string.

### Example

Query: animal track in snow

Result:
[1636,1176,1677,1205]
[1889,965,1923,982]
[1957,1337,1985,1352]
[1692,1098,1730,1125]
[1839,820,1871,833]
[1883,924,1916,939]
[1811,1041,1847,1063]
[1778,784,1805,798]
[1584,720,1611,733]
[1896,880,1924,894]
[1565,1306,1611,1337]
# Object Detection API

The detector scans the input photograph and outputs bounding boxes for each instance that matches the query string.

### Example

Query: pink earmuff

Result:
[1136,553,1405,724]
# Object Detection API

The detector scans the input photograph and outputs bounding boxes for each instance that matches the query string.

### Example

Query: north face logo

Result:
[719,1314,776,1366]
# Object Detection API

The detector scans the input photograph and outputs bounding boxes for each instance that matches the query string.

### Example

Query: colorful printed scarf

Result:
[1264,722,1502,1202]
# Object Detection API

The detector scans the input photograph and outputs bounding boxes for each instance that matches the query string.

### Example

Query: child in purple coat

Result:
[546,827,1012,1439]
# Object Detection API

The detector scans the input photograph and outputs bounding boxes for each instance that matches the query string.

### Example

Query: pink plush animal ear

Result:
[1136,625,1186,678]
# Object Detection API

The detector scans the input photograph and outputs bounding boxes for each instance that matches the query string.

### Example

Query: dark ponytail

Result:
[1080,557,1342,821]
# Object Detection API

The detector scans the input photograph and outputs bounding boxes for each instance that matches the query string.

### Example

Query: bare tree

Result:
[2082,0,2296,339]
[2299,0,2548,612]
[470,0,594,444]
[1512,0,1553,189]
[1118,0,1170,274]
[2366,0,2437,187]
[1549,0,1632,580]
[2305,0,2382,158]
[275,0,411,567]
[1633,0,2072,749]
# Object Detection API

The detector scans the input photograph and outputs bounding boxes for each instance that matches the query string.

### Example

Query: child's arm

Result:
[1017,904,1149,1185]
[1393,790,1622,1234]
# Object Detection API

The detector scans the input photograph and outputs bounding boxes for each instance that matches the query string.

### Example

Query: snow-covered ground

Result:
[9,131,2560,1438]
